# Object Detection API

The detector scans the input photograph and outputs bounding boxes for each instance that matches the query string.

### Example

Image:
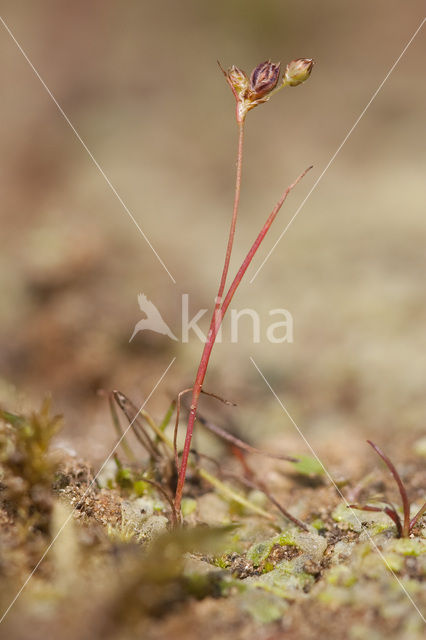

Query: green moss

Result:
[262,561,274,573]
[277,531,297,546]
[332,503,392,534]
[246,532,297,566]
[0,399,62,535]
[391,538,425,556]
[368,520,394,535]
[213,556,229,570]
[250,557,315,598]
[311,518,326,531]
[246,540,274,566]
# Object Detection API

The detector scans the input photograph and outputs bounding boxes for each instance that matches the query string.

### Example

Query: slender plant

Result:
[349,440,426,538]
[173,57,314,513]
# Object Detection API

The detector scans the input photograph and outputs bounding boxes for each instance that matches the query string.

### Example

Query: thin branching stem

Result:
[349,441,426,537]
[173,388,237,477]
[174,163,312,512]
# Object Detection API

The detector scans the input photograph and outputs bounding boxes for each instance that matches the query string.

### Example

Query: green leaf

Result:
[291,455,324,476]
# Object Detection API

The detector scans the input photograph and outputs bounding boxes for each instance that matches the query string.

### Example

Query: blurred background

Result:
[0,0,425,468]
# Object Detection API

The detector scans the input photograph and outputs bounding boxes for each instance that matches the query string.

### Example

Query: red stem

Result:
[217,120,245,302]
[174,163,312,512]
[367,440,410,537]
[383,506,404,538]
[219,166,312,320]
[410,502,426,531]
[174,121,245,512]
[349,503,403,538]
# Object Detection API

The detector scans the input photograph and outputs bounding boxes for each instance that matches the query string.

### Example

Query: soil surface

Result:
[0,407,424,640]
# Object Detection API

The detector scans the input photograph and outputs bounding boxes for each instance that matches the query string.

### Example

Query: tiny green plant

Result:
[349,440,426,537]
[173,57,314,514]
[0,399,62,536]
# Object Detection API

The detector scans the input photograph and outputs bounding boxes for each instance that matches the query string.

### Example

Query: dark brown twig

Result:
[113,391,162,461]
[108,391,134,461]
[234,473,309,532]
[195,411,298,462]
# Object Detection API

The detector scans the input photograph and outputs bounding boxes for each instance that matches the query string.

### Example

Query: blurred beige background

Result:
[0,1,425,465]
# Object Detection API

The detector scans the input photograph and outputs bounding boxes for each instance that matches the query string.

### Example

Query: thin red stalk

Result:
[349,504,383,513]
[383,506,404,538]
[367,440,410,537]
[410,502,426,531]
[217,120,245,302]
[174,164,312,512]
[349,503,403,538]
[218,166,312,321]
[173,121,245,512]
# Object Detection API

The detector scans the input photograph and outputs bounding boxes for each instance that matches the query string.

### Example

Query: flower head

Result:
[220,56,314,123]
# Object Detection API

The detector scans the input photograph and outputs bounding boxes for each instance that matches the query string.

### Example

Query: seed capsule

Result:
[227,65,249,96]
[284,58,314,87]
[249,60,281,99]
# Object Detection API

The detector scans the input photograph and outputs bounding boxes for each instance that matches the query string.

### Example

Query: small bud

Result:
[284,58,314,87]
[249,60,281,100]
[227,65,249,95]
